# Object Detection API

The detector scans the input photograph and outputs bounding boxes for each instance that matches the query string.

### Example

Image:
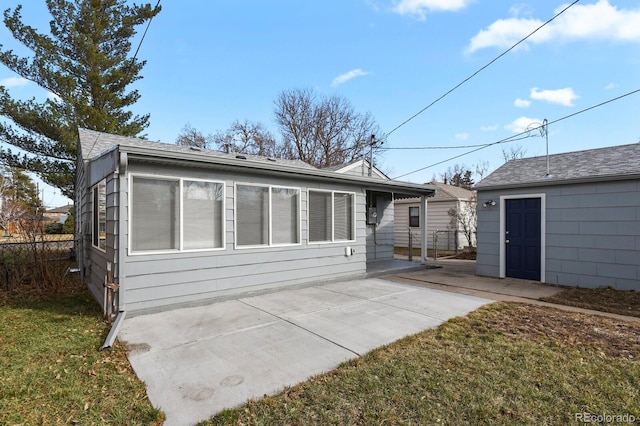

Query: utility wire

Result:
[380,143,490,150]
[391,88,640,180]
[131,0,161,65]
[386,0,581,138]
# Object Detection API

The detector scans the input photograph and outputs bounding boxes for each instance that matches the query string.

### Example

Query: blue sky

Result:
[1,0,639,207]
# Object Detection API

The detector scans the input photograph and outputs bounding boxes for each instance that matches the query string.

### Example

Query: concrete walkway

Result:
[119,278,491,426]
[389,258,640,322]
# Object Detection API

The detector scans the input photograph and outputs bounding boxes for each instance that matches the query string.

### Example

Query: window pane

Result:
[409,206,420,228]
[184,181,224,249]
[309,191,332,242]
[334,192,354,241]
[131,177,179,251]
[93,180,106,250]
[237,185,268,246]
[272,187,299,244]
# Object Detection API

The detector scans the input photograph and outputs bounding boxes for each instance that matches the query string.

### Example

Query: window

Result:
[236,184,300,247]
[130,175,224,253]
[92,179,107,251]
[183,180,224,250]
[309,190,355,243]
[409,206,420,228]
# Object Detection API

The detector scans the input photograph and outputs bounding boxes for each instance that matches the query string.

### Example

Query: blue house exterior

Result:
[475,143,640,290]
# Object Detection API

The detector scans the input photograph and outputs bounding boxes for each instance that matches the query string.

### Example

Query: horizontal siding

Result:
[394,199,468,250]
[477,180,640,290]
[119,162,370,313]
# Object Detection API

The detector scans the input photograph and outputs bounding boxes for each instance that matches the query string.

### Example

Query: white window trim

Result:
[91,179,107,253]
[234,182,302,249]
[128,173,226,255]
[307,189,357,244]
[409,206,420,228]
[499,193,546,283]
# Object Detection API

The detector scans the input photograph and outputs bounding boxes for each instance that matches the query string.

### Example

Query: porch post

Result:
[421,195,428,262]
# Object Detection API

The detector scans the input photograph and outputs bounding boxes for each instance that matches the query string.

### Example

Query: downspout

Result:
[421,195,428,263]
[101,152,128,350]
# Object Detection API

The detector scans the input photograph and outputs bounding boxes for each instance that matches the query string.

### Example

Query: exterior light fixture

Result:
[482,200,496,208]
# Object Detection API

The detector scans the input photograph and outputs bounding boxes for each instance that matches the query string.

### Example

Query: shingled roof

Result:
[475,143,640,190]
[78,128,317,170]
[77,129,436,198]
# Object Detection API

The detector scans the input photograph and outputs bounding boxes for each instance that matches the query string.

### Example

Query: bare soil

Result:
[468,302,640,359]
[541,287,640,318]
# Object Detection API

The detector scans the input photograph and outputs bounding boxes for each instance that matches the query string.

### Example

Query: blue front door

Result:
[505,198,541,281]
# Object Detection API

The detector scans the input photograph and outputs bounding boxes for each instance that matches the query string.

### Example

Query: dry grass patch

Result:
[204,302,640,425]
[542,287,640,318]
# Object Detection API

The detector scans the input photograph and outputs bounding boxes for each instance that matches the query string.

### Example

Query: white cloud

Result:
[514,98,531,108]
[0,76,29,88]
[505,116,542,133]
[455,132,469,141]
[331,69,370,87]
[530,87,578,106]
[605,82,618,90]
[467,0,640,53]
[393,0,472,20]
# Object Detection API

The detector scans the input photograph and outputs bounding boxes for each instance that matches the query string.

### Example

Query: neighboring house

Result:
[395,182,476,251]
[76,129,436,316]
[475,143,640,290]
[44,204,73,224]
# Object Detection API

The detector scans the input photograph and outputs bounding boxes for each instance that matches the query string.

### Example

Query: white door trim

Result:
[499,193,546,282]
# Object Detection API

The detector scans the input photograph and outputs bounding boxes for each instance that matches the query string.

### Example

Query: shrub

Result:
[45,222,63,234]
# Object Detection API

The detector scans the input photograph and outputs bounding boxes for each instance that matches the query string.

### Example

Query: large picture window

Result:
[308,190,355,243]
[92,179,107,251]
[130,176,224,253]
[235,184,300,247]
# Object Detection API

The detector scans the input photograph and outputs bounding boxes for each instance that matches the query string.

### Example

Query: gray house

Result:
[475,143,640,290]
[75,129,436,323]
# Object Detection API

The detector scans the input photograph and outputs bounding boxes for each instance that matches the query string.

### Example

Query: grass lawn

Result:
[205,302,640,425]
[2,283,639,425]
[0,286,163,425]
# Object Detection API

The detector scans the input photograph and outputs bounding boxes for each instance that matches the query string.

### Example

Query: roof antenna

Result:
[539,118,549,176]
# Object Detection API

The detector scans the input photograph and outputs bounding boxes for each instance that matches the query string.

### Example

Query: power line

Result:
[380,143,491,150]
[131,0,161,65]
[391,88,640,180]
[386,0,581,138]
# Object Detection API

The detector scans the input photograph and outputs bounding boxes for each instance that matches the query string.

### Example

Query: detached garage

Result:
[475,143,640,290]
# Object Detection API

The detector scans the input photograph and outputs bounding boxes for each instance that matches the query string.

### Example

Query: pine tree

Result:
[0,0,161,198]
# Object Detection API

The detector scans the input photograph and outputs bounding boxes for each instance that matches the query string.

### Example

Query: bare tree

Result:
[474,160,491,181]
[502,145,527,162]
[448,193,477,249]
[212,120,281,157]
[176,123,212,149]
[441,164,474,189]
[274,88,380,168]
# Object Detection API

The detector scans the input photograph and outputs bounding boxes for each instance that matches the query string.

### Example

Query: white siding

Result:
[395,199,469,250]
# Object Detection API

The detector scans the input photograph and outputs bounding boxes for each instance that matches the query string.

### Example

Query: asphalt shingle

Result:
[475,143,640,189]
